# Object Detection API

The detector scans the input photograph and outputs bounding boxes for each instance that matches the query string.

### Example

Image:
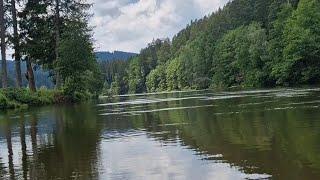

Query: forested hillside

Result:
[95,51,137,62]
[103,0,320,95]
[0,61,53,88]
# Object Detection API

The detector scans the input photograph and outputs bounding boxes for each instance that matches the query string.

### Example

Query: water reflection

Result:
[0,88,320,179]
[19,113,27,180]
[0,105,102,180]
[5,116,15,180]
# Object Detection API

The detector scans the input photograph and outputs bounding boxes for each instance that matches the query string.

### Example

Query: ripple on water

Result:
[101,129,145,141]
[99,105,215,116]
[97,96,208,107]
[2,88,320,179]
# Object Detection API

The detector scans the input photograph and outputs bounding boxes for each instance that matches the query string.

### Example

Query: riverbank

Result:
[0,88,93,110]
[0,88,61,109]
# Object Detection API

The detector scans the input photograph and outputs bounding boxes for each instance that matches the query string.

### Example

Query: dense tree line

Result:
[103,0,319,95]
[0,0,102,99]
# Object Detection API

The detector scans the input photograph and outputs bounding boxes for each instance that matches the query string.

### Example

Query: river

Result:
[1,88,320,179]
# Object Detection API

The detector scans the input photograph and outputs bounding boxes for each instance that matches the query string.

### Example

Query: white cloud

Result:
[91,0,228,53]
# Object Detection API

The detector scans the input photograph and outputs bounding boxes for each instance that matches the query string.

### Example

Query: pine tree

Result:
[19,0,52,92]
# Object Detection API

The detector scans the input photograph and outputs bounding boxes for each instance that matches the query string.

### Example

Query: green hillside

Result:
[102,0,320,95]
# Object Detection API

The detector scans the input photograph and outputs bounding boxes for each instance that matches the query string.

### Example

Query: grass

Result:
[0,87,65,110]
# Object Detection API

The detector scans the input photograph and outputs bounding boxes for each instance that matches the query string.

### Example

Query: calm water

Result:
[1,88,320,180]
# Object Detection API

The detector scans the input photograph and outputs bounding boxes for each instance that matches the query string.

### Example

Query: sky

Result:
[91,0,229,53]
[3,0,229,59]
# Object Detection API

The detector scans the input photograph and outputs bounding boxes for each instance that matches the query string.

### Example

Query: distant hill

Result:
[95,51,137,62]
[0,51,136,88]
[0,61,54,88]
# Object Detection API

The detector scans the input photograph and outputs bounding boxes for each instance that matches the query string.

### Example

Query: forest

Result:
[1,0,319,107]
[103,0,320,95]
[0,0,103,108]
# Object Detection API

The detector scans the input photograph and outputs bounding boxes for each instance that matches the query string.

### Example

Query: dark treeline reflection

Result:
[0,105,102,180]
[1,89,320,179]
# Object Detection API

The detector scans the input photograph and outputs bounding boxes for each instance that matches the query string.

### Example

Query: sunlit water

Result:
[1,88,320,179]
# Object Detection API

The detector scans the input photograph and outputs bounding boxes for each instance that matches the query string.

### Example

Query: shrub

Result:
[36,87,56,104]
[0,93,9,109]
[0,87,93,110]
[0,88,63,109]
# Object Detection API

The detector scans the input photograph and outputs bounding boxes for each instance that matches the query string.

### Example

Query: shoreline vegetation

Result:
[0,88,60,109]
[1,0,320,110]
[0,88,98,110]
[0,0,103,110]
[102,0,320,96]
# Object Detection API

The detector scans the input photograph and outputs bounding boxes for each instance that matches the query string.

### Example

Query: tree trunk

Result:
[26,57,36,92]
[0,0,8,88]
[55,0,62,89]
[11,0,22,88]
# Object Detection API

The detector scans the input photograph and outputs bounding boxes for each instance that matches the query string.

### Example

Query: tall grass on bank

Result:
[0,88,62,109]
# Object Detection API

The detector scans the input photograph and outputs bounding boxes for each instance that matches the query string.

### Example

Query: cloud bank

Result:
[91,0,228,53]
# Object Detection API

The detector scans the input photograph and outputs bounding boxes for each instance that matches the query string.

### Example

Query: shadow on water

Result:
[0,88,320,179]
[0,104,103,180]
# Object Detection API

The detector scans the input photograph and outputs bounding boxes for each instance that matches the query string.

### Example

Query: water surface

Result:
[1,88,320,179]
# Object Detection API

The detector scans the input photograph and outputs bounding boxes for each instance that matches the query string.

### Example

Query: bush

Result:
[36,87,55,104]
[0,86,95,110]
[0,88,63,109]
[0,93,9,109]
[15,90,40,105]
[0,91,22,109]
[61,76,91,102]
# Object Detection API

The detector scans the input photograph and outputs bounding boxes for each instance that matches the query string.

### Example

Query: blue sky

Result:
[91,0,229,53]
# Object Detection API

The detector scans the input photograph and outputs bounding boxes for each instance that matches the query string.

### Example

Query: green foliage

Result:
[0,88,63,109]
[99,59,129,95]
[280,0,320,85]
[18,0,58,74]
[0,93,9,109]
[37,86,56,104]
[213,23,270,88]
[188,37,212,89]
[146,65,167,92]
[156,39,171,65]
[127,57,146,93]
[166,58,181,91]
[103,0,319,94]
[84,65,104,96]
[109,75,121,95]
[57,22,103,100]
[268,4,294,86]
[0,0,100,108]
[3,88,41,105]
